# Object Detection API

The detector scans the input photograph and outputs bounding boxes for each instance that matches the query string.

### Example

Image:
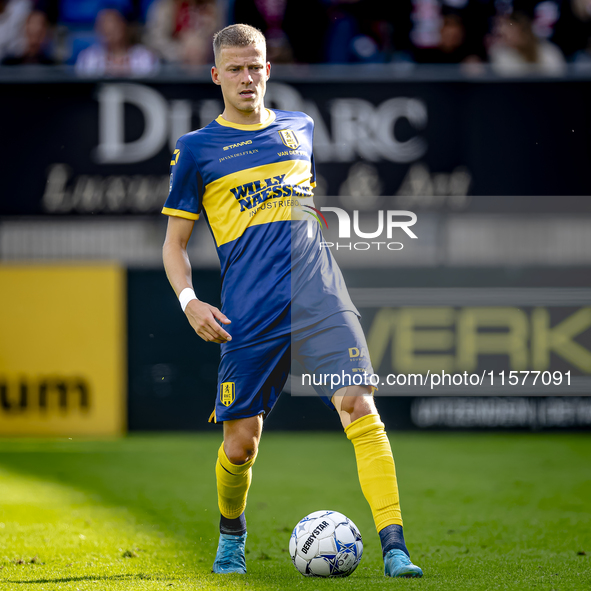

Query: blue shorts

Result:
[211,311,375,423]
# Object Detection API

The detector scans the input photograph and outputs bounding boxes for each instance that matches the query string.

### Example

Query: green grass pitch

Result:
[1,432,590,590]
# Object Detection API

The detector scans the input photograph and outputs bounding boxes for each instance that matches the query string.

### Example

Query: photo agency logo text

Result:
[307,208,418,251]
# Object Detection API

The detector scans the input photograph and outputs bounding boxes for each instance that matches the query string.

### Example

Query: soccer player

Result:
[161,24,423,579]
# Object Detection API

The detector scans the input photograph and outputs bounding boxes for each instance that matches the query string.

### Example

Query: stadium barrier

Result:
[1,70,591,218]
[127,269,591,432]
[1,70,589,432]
[0,264,126,436]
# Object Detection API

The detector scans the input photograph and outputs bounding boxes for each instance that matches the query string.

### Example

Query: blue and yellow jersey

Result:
[162,108,357,349]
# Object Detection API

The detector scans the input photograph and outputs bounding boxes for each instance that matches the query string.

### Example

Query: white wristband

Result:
[179,288,197,312]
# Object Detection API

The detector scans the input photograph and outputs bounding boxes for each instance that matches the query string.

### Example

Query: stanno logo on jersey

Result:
[223,140,253,151]
[278,129,300,150]
[170,149,180,165]
[220,382,235,407]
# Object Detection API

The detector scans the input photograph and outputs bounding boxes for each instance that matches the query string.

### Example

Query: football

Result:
[289,510,363,577]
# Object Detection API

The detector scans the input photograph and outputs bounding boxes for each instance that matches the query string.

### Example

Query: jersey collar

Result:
[215,109,276,131]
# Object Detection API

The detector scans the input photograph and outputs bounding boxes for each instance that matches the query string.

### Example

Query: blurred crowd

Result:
[2,0,591,75]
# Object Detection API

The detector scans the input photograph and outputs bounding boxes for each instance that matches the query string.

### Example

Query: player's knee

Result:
[338,386,376,419]
[222,414,262,464]
[224,437,258,465]
[351,399,377,423]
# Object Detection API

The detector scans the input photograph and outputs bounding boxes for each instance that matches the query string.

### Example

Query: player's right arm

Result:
[162,217,232,344]
[161,137,231,344]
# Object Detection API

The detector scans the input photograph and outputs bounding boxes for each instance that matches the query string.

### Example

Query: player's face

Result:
[212,44,270,121]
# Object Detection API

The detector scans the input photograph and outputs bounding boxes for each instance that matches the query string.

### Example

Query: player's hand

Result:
[184,299,232,344]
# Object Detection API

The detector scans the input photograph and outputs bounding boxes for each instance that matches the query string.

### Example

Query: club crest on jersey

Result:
[220,382,235,407]
[278,129,300,150]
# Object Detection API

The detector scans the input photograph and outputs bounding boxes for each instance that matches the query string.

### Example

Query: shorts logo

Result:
[278,129,300,150]
[220,382,235,407]
[349,347,368,359]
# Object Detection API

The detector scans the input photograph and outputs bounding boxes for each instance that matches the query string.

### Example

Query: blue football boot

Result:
[384,549,423,578]
[212,533,247,574]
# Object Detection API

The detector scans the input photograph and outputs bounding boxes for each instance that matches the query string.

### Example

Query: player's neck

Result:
[220,105,269,126]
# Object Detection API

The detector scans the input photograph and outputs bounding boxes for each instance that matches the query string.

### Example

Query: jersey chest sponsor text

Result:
[229,175,313,212]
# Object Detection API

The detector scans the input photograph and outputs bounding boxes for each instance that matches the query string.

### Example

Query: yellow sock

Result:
[345,413,403,532]
[215,443,256,519]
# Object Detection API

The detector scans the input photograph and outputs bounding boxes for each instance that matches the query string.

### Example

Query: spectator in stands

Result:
[177,27,212,65]
[488,11,566,74]
[33,0,58,25]
[233,0,326,63]
[413,13,481,63]
[233,0,293,63]
[75,7,158,76]
[2,9,54,64]
[552,0,591,61]
[0,0,32,60]
[323,0,392,63]
[144,0,218,65]
[401,1,494,65]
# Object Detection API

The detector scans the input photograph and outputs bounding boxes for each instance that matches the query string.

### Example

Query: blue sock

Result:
[220,512,246,536]
[379,524,409,558]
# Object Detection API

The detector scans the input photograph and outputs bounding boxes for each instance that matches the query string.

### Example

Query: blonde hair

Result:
[213,24,266,65]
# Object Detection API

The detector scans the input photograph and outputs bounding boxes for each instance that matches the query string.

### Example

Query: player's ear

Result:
[211,66,221,85]
[265,61,271,80]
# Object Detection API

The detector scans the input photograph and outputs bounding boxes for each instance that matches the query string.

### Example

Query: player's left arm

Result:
[162,216,232,344]
[162,138,232,344]
[162,215,195,298]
